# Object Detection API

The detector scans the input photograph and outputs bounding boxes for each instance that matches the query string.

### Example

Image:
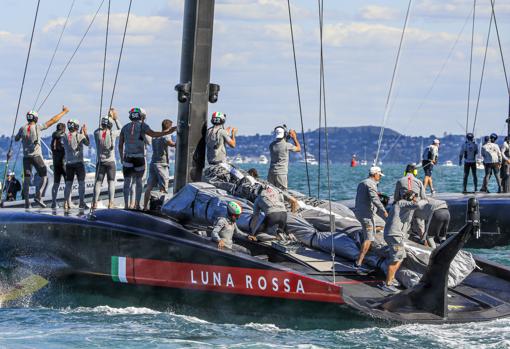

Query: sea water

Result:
[0,164,509,348]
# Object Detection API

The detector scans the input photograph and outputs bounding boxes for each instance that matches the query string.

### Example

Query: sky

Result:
[1,0,510,138]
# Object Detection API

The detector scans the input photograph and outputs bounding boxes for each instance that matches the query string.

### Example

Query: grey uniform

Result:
[63,132,89,164]
[267,139,297,190]
[206,126,231,165]
[393,174,427,202]
[121,121,151,158]
[481,143,502,164]
[354,177,386,241]
[422,144,439,162]
[94,122,121,163]
[459,141,478,164]
[16,123,47,158]
[147,135,173,190]
[253,188,287,216]
[501,141,510,193]
[384,200,426,263]
[211,217,248,252]
[412,198,448,238]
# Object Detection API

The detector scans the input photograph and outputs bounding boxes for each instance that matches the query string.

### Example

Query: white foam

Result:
[59,305,161,316]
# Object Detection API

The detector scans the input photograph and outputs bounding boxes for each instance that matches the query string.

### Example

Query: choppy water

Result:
[1,163,509,348]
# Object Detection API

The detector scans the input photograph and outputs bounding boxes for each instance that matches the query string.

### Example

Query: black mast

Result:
[173,0,217,193]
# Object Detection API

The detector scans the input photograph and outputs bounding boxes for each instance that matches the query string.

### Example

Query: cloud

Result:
[359,5,399,21]
[0,31,24,47]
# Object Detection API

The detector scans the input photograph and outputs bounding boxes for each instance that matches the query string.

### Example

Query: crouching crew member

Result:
[206,112,237,165]
[267,125,301,191]
[118,107,175,210]
[212,201,256,254]
[411,198,450,249]
[459,132,478,193]
[481,133,502,193]
[92,108,121,209]
[354,166,388,267]
[62,119,90,210]
[50,122,67,208]
[143,119,176,211]
[15,106,69,208]
[251,185,288,240]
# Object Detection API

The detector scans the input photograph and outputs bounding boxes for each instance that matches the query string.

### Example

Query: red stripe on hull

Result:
[126,257,135,284]
[127,258,344,304]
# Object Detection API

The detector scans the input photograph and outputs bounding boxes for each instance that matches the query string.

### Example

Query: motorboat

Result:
[258,155,268,165]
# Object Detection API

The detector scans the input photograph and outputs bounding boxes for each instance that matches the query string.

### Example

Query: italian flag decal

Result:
[111,256,134,283]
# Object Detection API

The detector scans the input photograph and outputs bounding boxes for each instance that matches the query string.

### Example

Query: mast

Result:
[173,0,217,193]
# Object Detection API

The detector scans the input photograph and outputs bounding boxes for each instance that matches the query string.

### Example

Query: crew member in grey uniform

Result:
[459,132,478,193]
[251,185,288,239]
[118,107,176,210]
[92,108,121,209]
[480,133,502,193]
[62,119,90,210]
[205,111,236,165]
[211,201,256,254]
[354,166,388,267]
[421,139,440,195]
[14,106,69,208]
[382,168,428,293]
[411,198,450,249]
[500,136,510,193]
[267,125,301,190]
[143,119,176,211]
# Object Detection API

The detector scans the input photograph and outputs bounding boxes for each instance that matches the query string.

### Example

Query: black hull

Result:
[1,208,510,325]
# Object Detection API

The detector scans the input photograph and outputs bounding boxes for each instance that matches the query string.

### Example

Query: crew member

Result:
[62,119,90,210]
[205,112,236,165]
[3,172,21,201]
[354,166,388,267]
[411,198,450,249]
[459,133,478,193]
[14,106,69,208]
[267,125,301,190]
[422,139,440,195]
[251,185,288,239]
[500,136,510,193]
[118,107,176,210]
[394,163,427,202]
[247,168,259,179]
[92,108,122,209]
[143,119,176,211]
[50,122,66,208]
[480,133,502,193]
[211,201,256,254]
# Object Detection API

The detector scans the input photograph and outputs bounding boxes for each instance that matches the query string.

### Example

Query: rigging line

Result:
[317,0,335,284]
[466,0,476,134]
[317,0,323,199]
[32,0,76,110]
[286,0,311,197]
[380,9,473,161]
[108,0,133,110]
[99,0,111,124]
[37,0,106,112]
[472,8,494,134]
[489,0,510,95]
[374,0,413,165]
[1,0,41,205]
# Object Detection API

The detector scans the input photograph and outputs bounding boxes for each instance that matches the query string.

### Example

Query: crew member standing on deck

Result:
[459,133,478,193]
[422,139,440,195]
[92,108,122,209]
[143,119,176,211]
[205,112,236,165]
[50,122,67,208]
[62,119,90,210]
[354,166,388,267]
[480,133,502,193]
[118,107,176,210]
[267,126,301,191]
[500,136,510,193]
[14,106,69,208]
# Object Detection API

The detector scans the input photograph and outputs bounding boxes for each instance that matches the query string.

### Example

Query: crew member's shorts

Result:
[123,157,146,177]
[52,160,66,183]
[422,160,434,177]
[147,163,170,191]
[66,163,86,182]
[23,155,47,178]
[385,234,406,263]
[97,161,117,183]
[267,172,288,190]
[359,217,376,242]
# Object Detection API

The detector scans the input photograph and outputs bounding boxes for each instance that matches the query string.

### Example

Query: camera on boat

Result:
[208,83,220,103]
[175,82,191,103]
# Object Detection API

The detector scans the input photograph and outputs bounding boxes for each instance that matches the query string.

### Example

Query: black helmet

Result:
[490,133,498,142]
[26,110,39,123]
[404,163,417,176]
[466,133,474,141]
[67,119,80,132]
[56,122,66,132]
[129,107,146,121]
[101,117,113,129]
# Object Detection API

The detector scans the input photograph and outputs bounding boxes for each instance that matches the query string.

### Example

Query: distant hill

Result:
[0,125,473,164]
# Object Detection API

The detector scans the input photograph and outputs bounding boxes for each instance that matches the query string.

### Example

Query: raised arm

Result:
[289,129,301,152]
[225,127,236,148]
[44,106,69,129]
[81,124,90,146]
[145,126,177,138]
